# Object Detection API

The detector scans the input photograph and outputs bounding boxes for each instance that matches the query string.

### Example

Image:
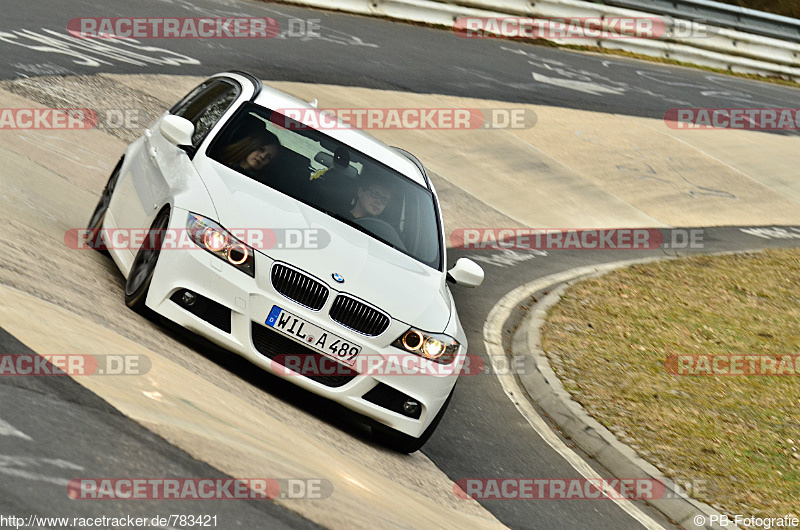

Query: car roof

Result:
[250,84,429,189]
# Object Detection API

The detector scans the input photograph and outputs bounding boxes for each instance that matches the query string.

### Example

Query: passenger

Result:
[219,131,281,176]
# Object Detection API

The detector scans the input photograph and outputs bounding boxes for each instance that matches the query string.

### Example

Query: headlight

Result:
[187,213,255,277]
[392,328,459,365]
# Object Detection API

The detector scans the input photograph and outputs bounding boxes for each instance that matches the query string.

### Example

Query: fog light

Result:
[402,399,420,417]
[180,290,197,307]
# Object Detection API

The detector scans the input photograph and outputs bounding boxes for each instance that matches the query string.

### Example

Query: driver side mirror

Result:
[447,258,484,287]
[160,115,194,147]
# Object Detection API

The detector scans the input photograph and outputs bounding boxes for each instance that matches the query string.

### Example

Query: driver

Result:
[349,178,393,220]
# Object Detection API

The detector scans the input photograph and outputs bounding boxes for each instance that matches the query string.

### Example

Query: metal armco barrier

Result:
[284,0,800,81]
[594,0,800,43]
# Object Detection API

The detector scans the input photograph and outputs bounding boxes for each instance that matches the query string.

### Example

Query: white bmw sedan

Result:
[88,71,484,453]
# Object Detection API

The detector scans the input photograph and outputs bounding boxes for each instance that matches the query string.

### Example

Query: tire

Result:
[371,384,455,454]
[86,159,123,253]
[125,209,170,314]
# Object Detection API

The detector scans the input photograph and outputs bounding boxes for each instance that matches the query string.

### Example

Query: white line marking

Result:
[533,72,626,96]
[0,466,71,486]
[0,418,32,440]
[0,454,83,486]
[484,267,665,530]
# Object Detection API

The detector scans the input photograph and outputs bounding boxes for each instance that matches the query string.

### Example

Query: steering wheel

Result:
[355,217,407,251]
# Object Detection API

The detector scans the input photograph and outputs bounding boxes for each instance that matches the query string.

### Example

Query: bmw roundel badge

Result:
[332,273,344,283]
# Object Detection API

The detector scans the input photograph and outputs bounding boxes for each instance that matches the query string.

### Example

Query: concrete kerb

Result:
[498,257,740,530]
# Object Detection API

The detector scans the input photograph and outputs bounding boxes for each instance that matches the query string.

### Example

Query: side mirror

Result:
[160,115,194,147]
[446,258,484,287]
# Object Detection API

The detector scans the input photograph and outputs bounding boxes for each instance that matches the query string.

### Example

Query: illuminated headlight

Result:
[392,328,459,364]
[187,213,255,277]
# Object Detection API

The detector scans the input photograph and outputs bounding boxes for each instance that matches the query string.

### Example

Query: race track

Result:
[1,1,799,529]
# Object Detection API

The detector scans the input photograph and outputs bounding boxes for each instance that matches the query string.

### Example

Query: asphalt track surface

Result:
[0,329,322,530]
[1,0,799,529]
[2,0,799,125]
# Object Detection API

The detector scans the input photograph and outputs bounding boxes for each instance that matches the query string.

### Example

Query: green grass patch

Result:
[540,249,800,517]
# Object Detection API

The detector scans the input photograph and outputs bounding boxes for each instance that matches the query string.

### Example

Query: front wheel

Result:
[125,209,170,314]
[371,384,455,454]
[86,159,122,253]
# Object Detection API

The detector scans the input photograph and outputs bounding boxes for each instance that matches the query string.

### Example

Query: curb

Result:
[503,258,739,530]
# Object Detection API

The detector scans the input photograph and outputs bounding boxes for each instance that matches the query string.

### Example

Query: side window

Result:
[171,79,240,147]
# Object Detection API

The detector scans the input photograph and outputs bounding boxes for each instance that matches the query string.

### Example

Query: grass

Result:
[540,249,800,518]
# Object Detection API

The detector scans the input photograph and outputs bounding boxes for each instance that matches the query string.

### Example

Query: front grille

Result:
[251,322,356,388]
[271,263,329,310]
[329,295,390,336]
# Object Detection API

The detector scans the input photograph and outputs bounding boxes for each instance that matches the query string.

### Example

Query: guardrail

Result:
[594,0,800,43]
[284,0,800,81]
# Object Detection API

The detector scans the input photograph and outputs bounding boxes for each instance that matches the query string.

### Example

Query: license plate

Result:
[266,305,361,366]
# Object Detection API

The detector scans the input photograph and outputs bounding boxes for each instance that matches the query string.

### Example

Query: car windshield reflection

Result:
[207,103,442,270]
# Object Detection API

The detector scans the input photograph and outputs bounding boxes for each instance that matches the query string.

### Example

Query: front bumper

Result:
[143,209,459,438]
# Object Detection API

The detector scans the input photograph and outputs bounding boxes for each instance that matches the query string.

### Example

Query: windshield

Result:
[207,102,442,270]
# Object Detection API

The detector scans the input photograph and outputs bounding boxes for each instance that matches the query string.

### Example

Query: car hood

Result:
[197,162,451,331]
